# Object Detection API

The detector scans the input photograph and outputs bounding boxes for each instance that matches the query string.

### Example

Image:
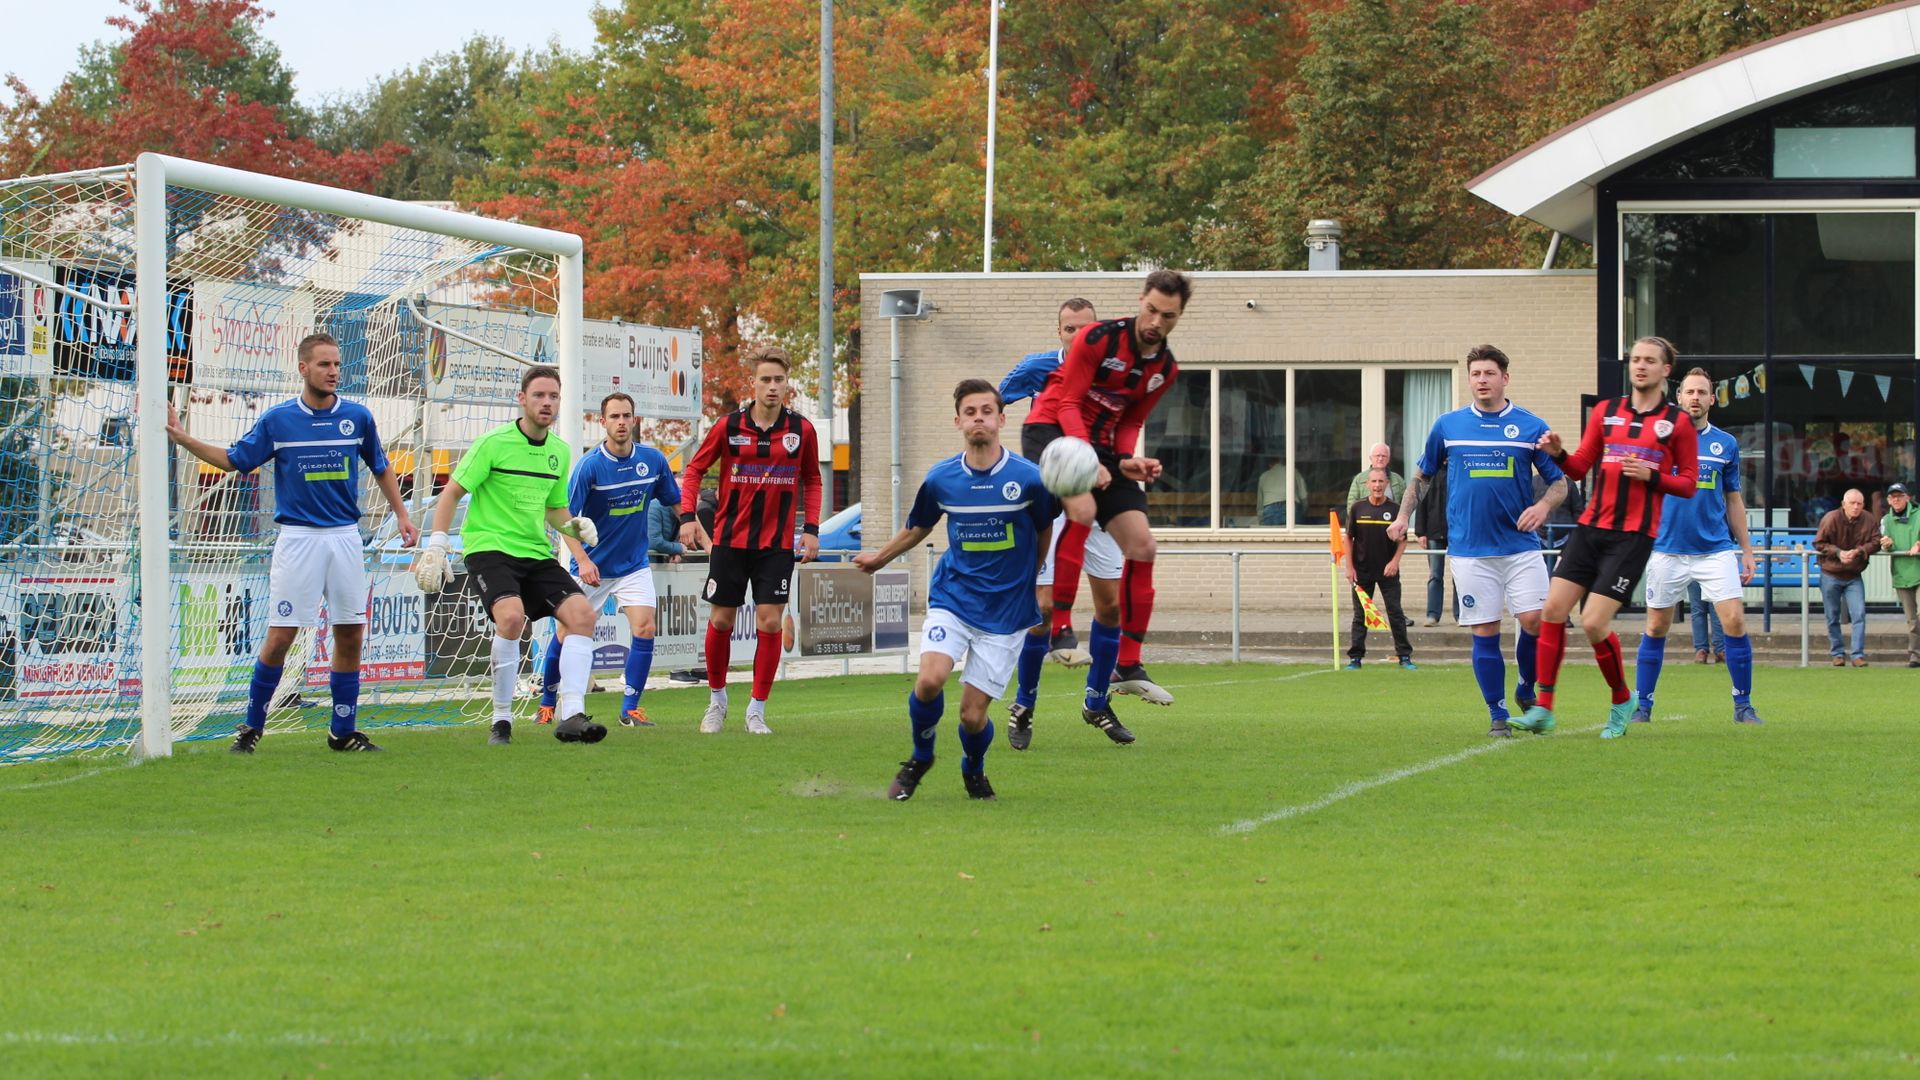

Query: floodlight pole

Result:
[984,0,999,273]
[818,0,836,520]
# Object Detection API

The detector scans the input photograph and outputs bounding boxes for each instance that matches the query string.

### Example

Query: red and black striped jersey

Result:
[1556,396,1698,536]
[680,406,823,550]
[1026,318,1177,457]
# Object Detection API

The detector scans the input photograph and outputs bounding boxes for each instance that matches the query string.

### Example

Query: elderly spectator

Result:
[1814,488,1881,667]
[1881,482,1920,668]
[1346,442,1406,508]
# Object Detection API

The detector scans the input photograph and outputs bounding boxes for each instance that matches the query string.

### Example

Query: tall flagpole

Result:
[983,0,998,273]
[818,0,835,518]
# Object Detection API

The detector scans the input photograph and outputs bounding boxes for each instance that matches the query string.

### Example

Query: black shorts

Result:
[1020,421,1150,527]
[705,545,795,608]
[1551,526,1654,605]
[464,550,584,622]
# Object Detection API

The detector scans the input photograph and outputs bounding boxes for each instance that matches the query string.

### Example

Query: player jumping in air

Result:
[166,332,418,753]
[678,346,823,735]
[536,392,683,728]
[1632,367,1764,726]
[1022,269,1190,745]
[416,365,606,746]
[1517,335,1698,739]
[857,379,1056,800]
[1389,345,1567,736]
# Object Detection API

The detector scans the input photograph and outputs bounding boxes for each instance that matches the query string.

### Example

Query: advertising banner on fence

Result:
[0,260,55,378]
[191,279,314,393]
[422,303,554,404]
[52,267,192,382]
[0,573,133,699]
[306,571,428,684]
[581,319,702,422]
[172,569,273,697]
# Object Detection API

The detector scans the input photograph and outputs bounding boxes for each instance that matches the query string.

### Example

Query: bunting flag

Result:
[1838,369,1855,396]
[1353,585,1389,631]
[1754,367,1767,392]
[1801,364,1817,388]
[1876,374,1893,401]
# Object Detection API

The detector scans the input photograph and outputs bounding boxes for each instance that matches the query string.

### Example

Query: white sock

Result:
[490,635,521,721]
[559,635,592,718]
[710,687,728,708]
[746,696,766,719]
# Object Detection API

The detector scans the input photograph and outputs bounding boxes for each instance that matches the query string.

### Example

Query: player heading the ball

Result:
[415,365,606,746]
[858,379,1058,801]
[164,331,417,754]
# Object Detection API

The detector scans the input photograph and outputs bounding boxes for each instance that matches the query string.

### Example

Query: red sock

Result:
[1118,559,1155,667]
[1593,632,1630,705]
[1049,520,1091,635]
[705,623,730,691]
[1535,620,1567,709]
[751,630,781,701]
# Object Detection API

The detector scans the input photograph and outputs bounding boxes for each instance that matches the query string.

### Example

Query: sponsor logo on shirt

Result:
[1603,415,1626,426]
[1101,356,1128,372]
[730,435,755,447]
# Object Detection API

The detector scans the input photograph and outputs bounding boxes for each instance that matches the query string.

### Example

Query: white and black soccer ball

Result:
[1039,436,1101,498]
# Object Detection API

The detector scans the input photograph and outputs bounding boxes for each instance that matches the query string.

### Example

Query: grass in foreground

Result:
[2,660,1916,1077]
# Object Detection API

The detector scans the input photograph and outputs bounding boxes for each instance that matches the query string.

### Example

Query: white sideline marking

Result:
[3,762,139,793]
[1222,714,1682,834]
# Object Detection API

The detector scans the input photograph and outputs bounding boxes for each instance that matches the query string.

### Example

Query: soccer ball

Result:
[1039,436,1101,497]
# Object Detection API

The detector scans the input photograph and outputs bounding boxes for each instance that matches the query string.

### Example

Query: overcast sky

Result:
[4,1,605,103]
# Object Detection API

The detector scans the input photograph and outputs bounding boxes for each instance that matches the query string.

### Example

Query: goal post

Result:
[0,153,583,763]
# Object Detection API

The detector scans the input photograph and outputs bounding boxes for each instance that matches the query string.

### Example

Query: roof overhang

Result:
[1469,0,1920,243]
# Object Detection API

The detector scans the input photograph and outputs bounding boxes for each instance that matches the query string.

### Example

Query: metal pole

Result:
[818,0,836,520]
[890,316,902,535]
[556,252,585,466]
[1799,549,1810,668]
[1231,551,1241,663]
[134,154,172,760]
[983,0,999,273]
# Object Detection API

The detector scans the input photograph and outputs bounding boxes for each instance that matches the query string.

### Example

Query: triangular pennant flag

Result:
[1800,364,1816,388]
[1876,374,1892,401]
[1328,510,1346,564]
[1353,585,1389,631]
[1839,369,1855,396]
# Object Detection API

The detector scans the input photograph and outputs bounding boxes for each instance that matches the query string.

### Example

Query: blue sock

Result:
[1724,634,1753,707]
[907,690,943,762]
[958,719,995,776]
[623,636,655,713]
[1014,631,1047,709]
[1635,633,1666,712]
[540,640,561,708]
[1515,627,1538,700]
[328,670,360,737]
[1084,620,1122,710]
[1470,634,1507,720]
[244,661,281,731]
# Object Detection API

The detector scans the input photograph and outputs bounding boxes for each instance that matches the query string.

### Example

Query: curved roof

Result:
[1469,0,1920,242]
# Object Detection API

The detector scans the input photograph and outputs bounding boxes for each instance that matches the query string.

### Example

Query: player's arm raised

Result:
[1540,403,1606,481]
[854,524,934,574]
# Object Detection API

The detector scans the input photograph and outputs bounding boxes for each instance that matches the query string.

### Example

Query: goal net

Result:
[0,155,583,763]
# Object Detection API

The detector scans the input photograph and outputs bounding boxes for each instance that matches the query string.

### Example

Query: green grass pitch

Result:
[2,660,1916,1076]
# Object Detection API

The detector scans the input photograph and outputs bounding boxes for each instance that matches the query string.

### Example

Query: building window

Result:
[1219,370,1287,527]
[1772,212,1915,355]
[1623,213,1766,356]
[1768,360,1917,528]
[1144,371,1211,528]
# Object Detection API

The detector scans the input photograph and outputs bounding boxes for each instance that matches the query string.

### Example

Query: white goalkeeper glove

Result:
[414,532,454,594]
[561,515,599,547]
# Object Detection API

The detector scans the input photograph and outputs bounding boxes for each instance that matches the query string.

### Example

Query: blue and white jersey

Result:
[1416,401,1564,558]
[226,396,387,528]
[998,349,1062,405]
[568,443,680,579]
[907,448,1058,635]
[1655,421,1740,555]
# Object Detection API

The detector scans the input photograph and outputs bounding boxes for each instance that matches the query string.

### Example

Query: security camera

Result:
[1245,299,1259,309]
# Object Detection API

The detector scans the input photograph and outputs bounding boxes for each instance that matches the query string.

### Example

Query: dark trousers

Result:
[1350,569,1412,661]
[1425,550,1458,622]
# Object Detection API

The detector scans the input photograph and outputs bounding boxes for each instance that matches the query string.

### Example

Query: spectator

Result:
[648,497,686,562]
[1343,468,1415,670]
[1257,459,1308,526]
[1880,482,1920,668]
[1346,442,1406,508]
[1412,465,1456,625]
[1814,488,1881,667]
[1687,580,1725,663]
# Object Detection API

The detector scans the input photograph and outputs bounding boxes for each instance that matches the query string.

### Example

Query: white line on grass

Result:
[1222,715,1684,834]
[1,761,139,793]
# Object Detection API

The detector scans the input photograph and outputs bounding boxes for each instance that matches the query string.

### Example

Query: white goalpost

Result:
[0,152,584,762]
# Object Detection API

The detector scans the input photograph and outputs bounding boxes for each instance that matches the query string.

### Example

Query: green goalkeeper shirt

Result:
[452,420,571,560]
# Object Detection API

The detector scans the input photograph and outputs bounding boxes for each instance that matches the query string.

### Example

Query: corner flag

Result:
[1352,585,1389,630]
[1328,510,1345,668]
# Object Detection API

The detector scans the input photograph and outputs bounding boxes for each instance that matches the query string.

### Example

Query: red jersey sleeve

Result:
[1657,413,1699,498]
[1114,362,1174,458]
[800,421,823,528]
[1046,327,1102,442]
[1557,403,1608,481]
[681,420,728,515]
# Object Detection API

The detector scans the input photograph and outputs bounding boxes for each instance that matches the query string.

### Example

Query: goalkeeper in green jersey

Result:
[414,365,605,746]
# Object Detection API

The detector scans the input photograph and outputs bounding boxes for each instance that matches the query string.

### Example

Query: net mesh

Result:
[1,167,568,763]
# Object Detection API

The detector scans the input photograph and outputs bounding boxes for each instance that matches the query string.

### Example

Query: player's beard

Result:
[965,429,995,451]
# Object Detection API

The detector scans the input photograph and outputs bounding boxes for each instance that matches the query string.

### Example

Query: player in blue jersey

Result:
[856,378,1058,800]
[164,332,418,753]
[1388,345,1567,737]
[535,392,682,729]
[1632,367,1763,728]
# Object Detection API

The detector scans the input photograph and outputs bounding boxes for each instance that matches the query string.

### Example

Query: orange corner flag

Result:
[1328,510,1346,563]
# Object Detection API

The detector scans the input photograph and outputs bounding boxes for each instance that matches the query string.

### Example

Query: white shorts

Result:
[1450,551,1550,627]
[1643,550,1743,608]
[579,564,657,612]
[1037,514,1122,585]
[920,607,1024,699]
[269,525,367,627]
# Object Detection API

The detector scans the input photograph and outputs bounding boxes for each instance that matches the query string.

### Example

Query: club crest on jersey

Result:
[636,463,650,477]
[1654,419,1674,439]
[1503,424,1520,439]
[1710,441,1724,455]
[1147,373,1166,392]
[548,454,560,471]
[339,418,355,436]
[927,625,947,642]
[1002,481,1021,501]
[782,432,802,454]
[704,579,717,598]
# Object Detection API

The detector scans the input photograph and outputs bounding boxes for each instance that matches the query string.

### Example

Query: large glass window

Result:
[1678,360,1770,526]
[1769,360,1917,528]
[1772,212,1915,355]
[1387,369,1451,485]
[1218,370,1287,527]
[1773,72,1918,178]
[1623,213,1766,356]
[1142,371,1211,528]
[1294,370,1363,529]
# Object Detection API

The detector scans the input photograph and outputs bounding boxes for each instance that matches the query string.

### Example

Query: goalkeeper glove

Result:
[560,515,599,547]
[414,532,454,594]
